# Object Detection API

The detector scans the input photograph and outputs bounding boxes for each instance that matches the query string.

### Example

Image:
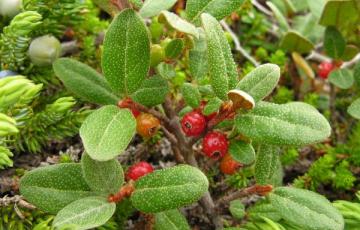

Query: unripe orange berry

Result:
[220,153,242,175]
[136,113,160,138]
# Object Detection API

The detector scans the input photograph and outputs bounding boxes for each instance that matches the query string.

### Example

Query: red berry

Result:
[136,113,161,138]
[181,111,206,136]
[220,153,242,175]
[202,131,228,159]
[118,98,141,117]
[126,162,154,181]
[318,61,335,79]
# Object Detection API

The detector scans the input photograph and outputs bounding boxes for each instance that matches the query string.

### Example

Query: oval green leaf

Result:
[186,0,245,24]
[165,38,184,59]
[181,83,201,108]
[139,0,177,18]
[229,200,245,220]
[131,76,169,107]
[328,69,354,89]
[319,0,359,27]
[229,140,255,165]
[154,209,190,230]
[20,163,94,214]
[348,98,360,119]
[201,13,238,100]
[203,97,222,115]
[324,26,346,59]
[102,9,150,96]
[159,11,199,38]
[53,196,116,230]
[80,105,136,161]
[53,58,119,105]
[235,102,331,146]
[236,64,280,102]
[81,153,124,194]
[280,31,314,54]
[268,187,344,230]
[266,2,289,32]
[131,165,209,213]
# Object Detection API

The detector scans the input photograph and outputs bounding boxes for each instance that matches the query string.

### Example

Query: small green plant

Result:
[17,1,345,229]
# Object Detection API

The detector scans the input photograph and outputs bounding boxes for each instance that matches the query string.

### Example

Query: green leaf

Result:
[341,45,360,61]
[354,61,360,86]
[203,97,222,115]
[81,153,124,194]
[306,0,326,18]
[236,64,280,102]
[235,102,331,146]
[154,209,190,230]
[266,2,290,32]
[53,196,116,230]
[268,187,344,230]
[319,0,359,27]
[328,69,354,89]
[348,98,360,119]
[53,58,119,105]
[189,28,208,79]
[131,76,169,107]
[80,105,136,161]
[165,38,184,59]
[139,0,177,18]
[181,83,201,108]
[229,140,255,165]
[229,200,245,220]
[280,31,314,54]
[255,144,279,185]
[201,13,238,100]
[131,165,209,213]
[324,26,346,59]
[159,11,199,38]
[102,9,150,96]
[186,0,245,23]
[20,163,94,214]
[156,63,176,79]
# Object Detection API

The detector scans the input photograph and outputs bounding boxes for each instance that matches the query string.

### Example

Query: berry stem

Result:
[216,184,273,209]
[108,181,135,203]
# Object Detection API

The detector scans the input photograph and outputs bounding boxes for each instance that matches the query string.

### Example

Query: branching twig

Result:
[251,0,273,16]
[0,195,36,210]
[306,51,331,63]
[220,20,260,67]
[341,53,360,69]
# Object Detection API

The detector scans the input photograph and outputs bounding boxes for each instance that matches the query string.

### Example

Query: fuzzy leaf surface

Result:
[181,83,201,108]
[236,64,280,102]
[159,11,199,38]
[154,209,190,230]
[189,28,208,79]
[203,97,222,115]
[186,0,244,23]
[140,0,177,18]
[229,140,255,165]
[102,9,150,96]
[328,69,354,89]
[255,144,279,185]
[235,102,331,146]
[201,13,238,100]
[80,105,136,161]
[268,187,344,230]
[131,165,209,213]
[20,164,94,214]
[229,200,245,219]
[53,196,116,230]
[131,76,169,107]
[165,38,184,59]
[53,58,119,105]
[81,153,124,194]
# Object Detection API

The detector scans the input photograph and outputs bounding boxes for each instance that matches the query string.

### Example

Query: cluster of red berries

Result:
[317,61,336,79]
[181,102,241,175]
[118,98,161,138]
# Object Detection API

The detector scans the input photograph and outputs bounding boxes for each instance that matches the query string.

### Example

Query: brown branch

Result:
[216,184,273,208]
[0,195,36,210]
